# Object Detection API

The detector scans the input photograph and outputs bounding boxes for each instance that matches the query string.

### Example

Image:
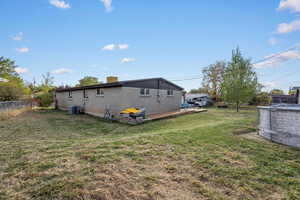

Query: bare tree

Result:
[202,61,226,101]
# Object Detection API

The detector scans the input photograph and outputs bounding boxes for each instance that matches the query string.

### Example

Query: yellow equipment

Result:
[120,107,141,114]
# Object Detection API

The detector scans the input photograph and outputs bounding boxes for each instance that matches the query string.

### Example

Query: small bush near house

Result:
[36,92,53,107]
[249,92,271,106]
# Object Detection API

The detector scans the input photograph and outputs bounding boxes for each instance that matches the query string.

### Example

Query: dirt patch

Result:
[233,127,257,135]
[239,132,267,142]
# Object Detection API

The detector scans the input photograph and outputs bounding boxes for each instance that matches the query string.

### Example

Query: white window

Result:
[167,90,174,96]
[139,88,150,96]
[96,88,104,96]
[68,91,72,98]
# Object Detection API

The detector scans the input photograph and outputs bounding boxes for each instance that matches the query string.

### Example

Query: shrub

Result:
[36,92,53,107]
[249,92,271,106]
[0,82,24,101]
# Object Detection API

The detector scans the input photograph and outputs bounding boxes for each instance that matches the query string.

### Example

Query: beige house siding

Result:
[83,87,122,117]
[119,87,182,115]
[55,87,182,118]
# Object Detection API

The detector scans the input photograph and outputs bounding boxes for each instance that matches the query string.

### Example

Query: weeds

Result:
[0,108,300,199]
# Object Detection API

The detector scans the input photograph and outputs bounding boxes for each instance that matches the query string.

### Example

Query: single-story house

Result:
[271,94,298,104]
[54,77,184,118]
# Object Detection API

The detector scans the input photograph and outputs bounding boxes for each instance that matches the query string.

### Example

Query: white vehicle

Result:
[185,93,210,107]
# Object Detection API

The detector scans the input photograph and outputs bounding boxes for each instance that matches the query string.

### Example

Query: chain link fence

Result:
[0,100,32,119]
[0,101,32,110]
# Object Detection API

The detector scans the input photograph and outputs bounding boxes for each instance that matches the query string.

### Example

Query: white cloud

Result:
[102,44,115,51]
[262,81,276,88]
[49,0,70,9]
[278,0,300,12]
[101,0,113,12]
[121,57,135,63]
[268,37,278,45]
[277,20,300,34]
[12,32,23,41]
[16,47,29,53]
[102,43,130,51]
[52,68,72,75]
[118,44,129,50]
[15,67,28,74]
[254,50,300,68]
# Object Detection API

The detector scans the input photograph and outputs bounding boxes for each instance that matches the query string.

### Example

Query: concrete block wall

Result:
[119,87,182,115]
[83,87,122,117]
[56,86,182,117]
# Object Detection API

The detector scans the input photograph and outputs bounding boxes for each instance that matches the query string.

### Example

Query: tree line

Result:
[1,48,293,111]
[0,56,102,106]
[189,48,293,112]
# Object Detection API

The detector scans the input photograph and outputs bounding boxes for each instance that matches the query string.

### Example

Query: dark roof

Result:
[55,77,184,92]
[292,86,300,90]
[271,94,296,98]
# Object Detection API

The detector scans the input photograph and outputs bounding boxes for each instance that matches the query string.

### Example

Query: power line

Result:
[167,44,300,82]
[170,77,203,82]
[252,43,300,65]
[267,69,300,83]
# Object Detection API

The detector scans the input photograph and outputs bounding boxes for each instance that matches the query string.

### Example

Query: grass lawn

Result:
[0,108,300,200]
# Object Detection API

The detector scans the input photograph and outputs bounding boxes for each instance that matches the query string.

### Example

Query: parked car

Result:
[186,96,213,107]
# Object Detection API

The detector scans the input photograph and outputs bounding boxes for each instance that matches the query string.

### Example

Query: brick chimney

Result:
[106,76,118,83]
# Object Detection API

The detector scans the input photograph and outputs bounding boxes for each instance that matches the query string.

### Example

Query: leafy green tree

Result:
[36,93,53,107]
[32,72,55,107]
[221,48,258,112]
[288,88,297,96]
[0,81,24,101]
[189,87,209,94]
[76,76,100,87]
[270,89,284,95]
[40,72,54,92]
[0,57,29,101]
[202,61,225,101]
[249,92,271,106]
[0,57,19,77]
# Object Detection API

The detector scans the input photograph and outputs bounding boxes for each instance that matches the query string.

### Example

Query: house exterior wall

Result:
[55,87,182,117]
[55,87,123,117]
[119,87,182,115]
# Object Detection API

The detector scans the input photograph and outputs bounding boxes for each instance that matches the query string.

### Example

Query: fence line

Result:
[0,100,32,111]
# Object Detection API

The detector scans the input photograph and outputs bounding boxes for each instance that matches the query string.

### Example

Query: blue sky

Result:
[1,0,300,92]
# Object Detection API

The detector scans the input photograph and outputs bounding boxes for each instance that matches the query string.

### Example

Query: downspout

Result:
[269,108,273,141]
[83,89,86,112]
[54,91,57,110]
[157,79,160,103]
[296,89,298,104]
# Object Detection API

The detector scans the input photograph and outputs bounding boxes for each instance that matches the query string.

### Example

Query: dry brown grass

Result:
[0,108,300,200]
[0,107,31,121]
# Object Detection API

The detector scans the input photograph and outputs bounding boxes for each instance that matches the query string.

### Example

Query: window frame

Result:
[167,89,174,96]
[139,88,150,97]
[96,88,104,97]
